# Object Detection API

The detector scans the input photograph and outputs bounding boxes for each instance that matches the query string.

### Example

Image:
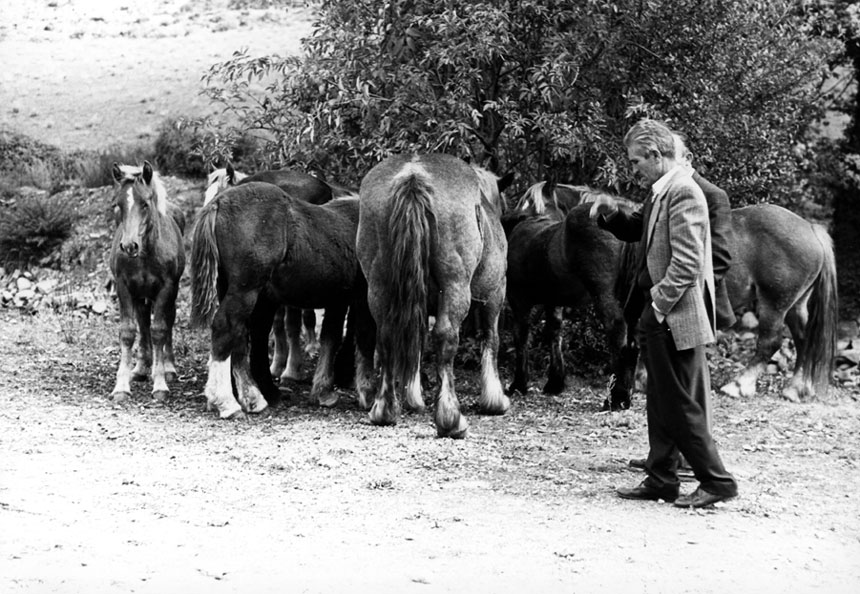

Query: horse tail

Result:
[802,224,838,395]
[189,201,221,329]
[384,173,433,390]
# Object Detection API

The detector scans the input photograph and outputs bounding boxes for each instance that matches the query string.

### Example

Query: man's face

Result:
[627,144,664,188]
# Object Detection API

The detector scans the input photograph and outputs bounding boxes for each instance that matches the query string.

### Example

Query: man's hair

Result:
[672,132,693,167]
[623,119,676,158]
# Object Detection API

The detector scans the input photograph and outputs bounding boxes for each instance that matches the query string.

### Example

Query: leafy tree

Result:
[199,0,843,205]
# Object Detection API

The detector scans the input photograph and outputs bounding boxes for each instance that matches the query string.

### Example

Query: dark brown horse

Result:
[109,162,185,402]
[190,182,373,418]
[204,164,357,382]
[503,182,636,410]
[357,153,509,438]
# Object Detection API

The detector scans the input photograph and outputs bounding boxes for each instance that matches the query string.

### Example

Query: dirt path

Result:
[1,311,859,593]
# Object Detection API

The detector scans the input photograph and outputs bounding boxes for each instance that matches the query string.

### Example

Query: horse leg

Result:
[111,282,136,402]
[269,305,288,379]
[149,286,179,402]
[311,305,347,407]
[205,289,266,418]
[433,289,470,439]
[475,288,509,415]
[302,308,320,356]
[543,306,566,394]
[249,295,282,407]
[333,306,356,389]
[593,292,633,411]
[721,305,786,398]
[506,300,532,395]
[782,298,811,402]
[132,300,152,381]
[352,299,377,410]
[279,306,304,382]
[163,293,178,384]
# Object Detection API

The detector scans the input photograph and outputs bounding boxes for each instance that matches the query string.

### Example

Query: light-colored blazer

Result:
[646,168,716,350]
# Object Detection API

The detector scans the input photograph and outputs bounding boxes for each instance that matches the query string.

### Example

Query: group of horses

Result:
[108,155,838,439]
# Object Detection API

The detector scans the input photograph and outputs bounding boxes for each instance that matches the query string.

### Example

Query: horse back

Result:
[728,204,826,306]
[238,169,333,205]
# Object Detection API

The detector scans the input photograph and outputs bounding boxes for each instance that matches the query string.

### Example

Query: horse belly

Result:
[268,267,356,309]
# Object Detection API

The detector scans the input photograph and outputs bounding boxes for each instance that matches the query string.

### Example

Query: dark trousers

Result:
[637,304,738,497]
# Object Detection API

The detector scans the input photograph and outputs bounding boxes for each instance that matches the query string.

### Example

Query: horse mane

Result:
[118,164,169,216]
[204,167,249,205]
[472,166,506,214]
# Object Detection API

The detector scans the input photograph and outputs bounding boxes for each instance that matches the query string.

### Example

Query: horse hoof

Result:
[224,410,248,421]
[112,391,131,403]
[542,379,564,395]
[506,382,526,396]
[781,386,801,403]
[437,416,469,439]
[369,402,398,426]
[318,392,340,408]
[152,390,169,403]
[720,382,741,398]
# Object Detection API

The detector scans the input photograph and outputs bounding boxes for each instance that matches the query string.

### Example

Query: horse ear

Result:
[111,163,123,184]
[497,172,515,193]
[142,161,154,184]
[226,162,236,183]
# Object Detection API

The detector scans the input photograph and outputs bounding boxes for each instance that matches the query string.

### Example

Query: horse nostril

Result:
[123,242,139,256]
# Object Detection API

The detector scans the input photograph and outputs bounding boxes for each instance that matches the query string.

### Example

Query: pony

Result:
[535,182,838,402]
[356,153,510,438]
[108,162,185,402]
[502,182,636,411]
[718,204,837,401]
[203,164,357,381]
[190,181,374,419]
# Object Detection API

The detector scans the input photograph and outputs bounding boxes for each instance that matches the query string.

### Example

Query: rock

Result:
[1,290,13,303]
[91,300,108,315]
[16,277,33,291]
[17,289,36,301]
[36,279,57,294]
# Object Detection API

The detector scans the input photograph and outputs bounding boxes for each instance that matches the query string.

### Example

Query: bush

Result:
[153,118,209,178]
[0,193,78,268]
[73,143,157,188]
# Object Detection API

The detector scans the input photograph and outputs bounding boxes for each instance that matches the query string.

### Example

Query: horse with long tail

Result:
[109,162,185,403]
[190,182,374,418]
[357,153,509,438]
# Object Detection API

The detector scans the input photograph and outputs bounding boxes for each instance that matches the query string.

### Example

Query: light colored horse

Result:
[356,153,510,438]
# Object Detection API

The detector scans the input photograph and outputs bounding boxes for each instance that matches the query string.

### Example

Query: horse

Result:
[502,181,637,411]
[190,181,374,419]
[108,162,186,403]
[203,164,357,382]
[717,204,837,401]
[536,183,839,402]
[356,153,510,439]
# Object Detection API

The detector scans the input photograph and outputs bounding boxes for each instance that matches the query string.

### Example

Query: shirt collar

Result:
[650,164,685,199]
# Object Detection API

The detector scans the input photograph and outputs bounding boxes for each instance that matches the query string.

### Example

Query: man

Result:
[628,133,736,472]
[590,119,738,508]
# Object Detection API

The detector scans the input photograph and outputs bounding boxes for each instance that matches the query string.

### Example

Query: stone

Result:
[16,277,33,291]
[739,311,758,330]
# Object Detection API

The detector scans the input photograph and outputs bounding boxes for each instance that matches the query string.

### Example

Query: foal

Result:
[109,162,185,402]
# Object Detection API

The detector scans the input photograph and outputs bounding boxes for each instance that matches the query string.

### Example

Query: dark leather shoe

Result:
[617,481,678,502]
[673,487,734,509]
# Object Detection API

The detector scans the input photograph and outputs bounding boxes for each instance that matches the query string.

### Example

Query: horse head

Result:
[111,161,168,258]
[204,162,248,205]
[472,167,512,216]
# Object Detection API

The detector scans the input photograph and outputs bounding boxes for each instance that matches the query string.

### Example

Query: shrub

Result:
[0,194,78,268]
[73,143,157,188]
[153,118,208,177]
